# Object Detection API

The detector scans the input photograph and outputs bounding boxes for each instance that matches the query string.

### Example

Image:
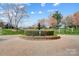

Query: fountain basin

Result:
[21,35,60,40]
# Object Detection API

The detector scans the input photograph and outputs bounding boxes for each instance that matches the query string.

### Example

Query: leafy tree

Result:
[48,16,57,28]
[73,12,79,29]
[0,20,4,28]
[52,11,62,28]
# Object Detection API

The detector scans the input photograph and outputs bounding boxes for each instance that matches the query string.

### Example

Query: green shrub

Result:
[26,30,54,36]
[26,31,39,36]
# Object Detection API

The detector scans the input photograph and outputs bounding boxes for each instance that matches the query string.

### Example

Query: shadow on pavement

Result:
[0,38,8,41]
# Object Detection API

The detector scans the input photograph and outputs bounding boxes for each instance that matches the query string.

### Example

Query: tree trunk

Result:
[76,25,77,29]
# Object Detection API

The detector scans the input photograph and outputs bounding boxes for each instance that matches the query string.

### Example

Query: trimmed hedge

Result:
[26,30,54,36]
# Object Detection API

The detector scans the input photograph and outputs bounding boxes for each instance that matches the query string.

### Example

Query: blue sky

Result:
[0,3,79,27]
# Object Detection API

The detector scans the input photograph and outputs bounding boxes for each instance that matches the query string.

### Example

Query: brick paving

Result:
[0,35,79,56]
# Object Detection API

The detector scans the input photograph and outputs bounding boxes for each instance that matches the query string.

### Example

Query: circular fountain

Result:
[22,22,60,40]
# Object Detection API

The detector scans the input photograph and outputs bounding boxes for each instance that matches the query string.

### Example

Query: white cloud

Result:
[48,9,54,13]
[0,6,3,10]
[41,3,46,7]
[53,3,60,6]
[31,11,35,14]
[26,3,31,6]
[47,9,58,13]
[38,11,43,14]
[0,17,8,22]
[0,10,4,14]
[18,5,24,9]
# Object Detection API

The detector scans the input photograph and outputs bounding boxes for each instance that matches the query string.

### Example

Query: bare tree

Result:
[61,16,73,28]
[1,4,28,29]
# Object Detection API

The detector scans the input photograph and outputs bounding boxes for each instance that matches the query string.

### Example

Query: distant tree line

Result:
[36,11,79,29]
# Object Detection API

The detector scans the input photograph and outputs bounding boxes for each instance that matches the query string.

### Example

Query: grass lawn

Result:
[0,28,79,35]
[38,28,79,35]
[0,29,24,35]
[55,28,79,35]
